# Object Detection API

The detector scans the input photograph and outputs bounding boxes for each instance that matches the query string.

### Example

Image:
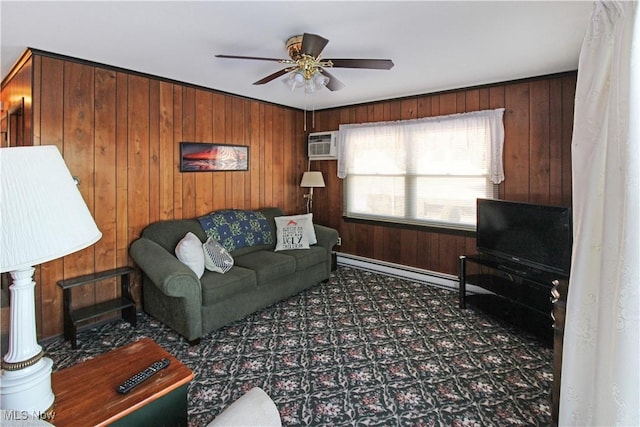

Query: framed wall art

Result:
[180,142,249,172]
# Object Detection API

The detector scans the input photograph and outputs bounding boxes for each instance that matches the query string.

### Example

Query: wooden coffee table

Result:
[51,338,193,426]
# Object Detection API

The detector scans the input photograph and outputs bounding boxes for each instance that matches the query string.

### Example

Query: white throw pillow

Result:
[278,213,317,245]
[175,232,205,278]
[274,216,311,251]
[203,236,234,273]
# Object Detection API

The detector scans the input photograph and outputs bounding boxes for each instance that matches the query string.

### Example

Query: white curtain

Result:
[336,108,505,184]
[561,1,639,426]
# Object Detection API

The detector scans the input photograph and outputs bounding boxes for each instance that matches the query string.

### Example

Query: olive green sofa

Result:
[129,207,338,343]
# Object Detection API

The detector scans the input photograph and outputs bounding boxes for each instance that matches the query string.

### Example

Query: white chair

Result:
[206,387,282,427]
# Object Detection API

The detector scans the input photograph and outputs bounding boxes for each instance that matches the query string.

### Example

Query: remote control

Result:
[116,358,170,394]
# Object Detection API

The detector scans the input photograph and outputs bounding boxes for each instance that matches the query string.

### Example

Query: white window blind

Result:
[337,108,505,231]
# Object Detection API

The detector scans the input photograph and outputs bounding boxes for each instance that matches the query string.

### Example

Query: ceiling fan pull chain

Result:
[312,94,316,129]
[303,104,307,132]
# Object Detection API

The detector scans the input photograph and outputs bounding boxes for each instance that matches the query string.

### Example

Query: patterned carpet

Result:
[44,266,553,426]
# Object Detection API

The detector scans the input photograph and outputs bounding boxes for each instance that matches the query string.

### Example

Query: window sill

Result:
[341,215,476,237]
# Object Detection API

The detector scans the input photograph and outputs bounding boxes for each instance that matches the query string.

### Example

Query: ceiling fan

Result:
[215,33,394,93]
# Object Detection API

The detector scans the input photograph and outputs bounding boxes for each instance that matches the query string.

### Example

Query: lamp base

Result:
[0,357,54,413]
[0,267,55,416]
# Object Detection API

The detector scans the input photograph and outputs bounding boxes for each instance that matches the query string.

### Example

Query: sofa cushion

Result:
[198,209,274,253]
[234,251,296,284]
[200,267,257,305]
[277,246,327,271]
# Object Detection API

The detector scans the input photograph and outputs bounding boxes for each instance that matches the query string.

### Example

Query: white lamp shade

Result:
[300,171,325,188]
[0,146,102,272]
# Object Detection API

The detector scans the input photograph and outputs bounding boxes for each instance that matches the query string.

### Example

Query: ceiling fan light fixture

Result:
[304,80,316,94]
[304,71,329,94]
[284,70,305,91]
[313,72,329,87]
[217,32,392,97]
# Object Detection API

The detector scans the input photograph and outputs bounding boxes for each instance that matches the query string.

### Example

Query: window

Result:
[338,108,505,231]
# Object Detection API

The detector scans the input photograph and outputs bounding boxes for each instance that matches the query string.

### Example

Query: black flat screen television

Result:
[476,198,573,277]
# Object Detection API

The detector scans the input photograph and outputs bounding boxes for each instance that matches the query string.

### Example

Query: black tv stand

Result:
[496,263,532,277]
[458,253,567,344]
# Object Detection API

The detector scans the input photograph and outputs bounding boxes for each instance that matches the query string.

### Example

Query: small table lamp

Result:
[300,171,325,213]
[0,146,102,413]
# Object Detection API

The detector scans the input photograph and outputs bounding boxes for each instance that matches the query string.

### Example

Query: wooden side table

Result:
[57,267,136,348]
[51,338,194,426]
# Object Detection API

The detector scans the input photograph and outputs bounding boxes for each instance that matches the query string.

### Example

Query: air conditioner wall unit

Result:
[308,131,338,160]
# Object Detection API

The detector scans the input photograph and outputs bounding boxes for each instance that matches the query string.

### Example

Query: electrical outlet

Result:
[336,236,342,246]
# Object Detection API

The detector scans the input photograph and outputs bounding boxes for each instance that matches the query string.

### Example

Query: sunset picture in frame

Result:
[180,142,249,172]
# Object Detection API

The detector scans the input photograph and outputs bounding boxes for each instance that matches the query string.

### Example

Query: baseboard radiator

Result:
[335,252,489,295]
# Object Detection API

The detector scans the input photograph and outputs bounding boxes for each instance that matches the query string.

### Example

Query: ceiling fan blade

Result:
[326,58,395,70]
[216,54,286,63]
[301,33,329,58]
[253,68,290,85]
[319,68,345,91]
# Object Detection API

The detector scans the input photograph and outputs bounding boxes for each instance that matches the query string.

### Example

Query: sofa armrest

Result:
[130,237,202,302]
[207,387,282,427]
[314,224,339,249]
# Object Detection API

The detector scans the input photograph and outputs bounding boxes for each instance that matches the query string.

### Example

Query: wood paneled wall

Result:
[1,51,306,339]
[308,73,576,276]
[1,53,33,148]
[1,49,575,340]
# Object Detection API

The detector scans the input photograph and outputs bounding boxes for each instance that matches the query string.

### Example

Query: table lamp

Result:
[300,171,325,213]
[0,146,102,414]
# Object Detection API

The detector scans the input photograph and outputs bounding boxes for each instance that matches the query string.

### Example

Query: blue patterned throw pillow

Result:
[197,209,274,252]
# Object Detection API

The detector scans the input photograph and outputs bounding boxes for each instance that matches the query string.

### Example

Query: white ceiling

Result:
[1,1,593,111]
